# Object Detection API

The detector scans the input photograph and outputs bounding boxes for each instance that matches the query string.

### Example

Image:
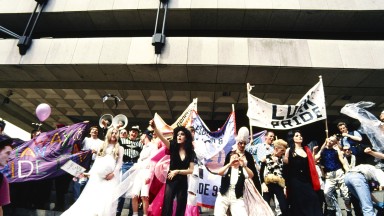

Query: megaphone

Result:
[112,114,128,130]
[99,114,113,129]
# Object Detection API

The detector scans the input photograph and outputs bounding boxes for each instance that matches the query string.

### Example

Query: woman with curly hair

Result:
[62,127,123,216]
[150,120,196,216]
[283,130,322,216]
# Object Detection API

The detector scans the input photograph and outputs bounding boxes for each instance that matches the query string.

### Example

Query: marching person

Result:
[259,139,288,216]
[337,122,363,163]
[0,138,12,216]
[214,151,252,216]
[314,135,352,216]
[343,144,356,169]
[284,130,322,216]
[73,126,103,201]
[344,164,384,216]
[214,127,267,216]
[116,125,142,216]
[150,119,196,216]
[130,130,159,216]
[0,120,6,136]
[62,127,123,216]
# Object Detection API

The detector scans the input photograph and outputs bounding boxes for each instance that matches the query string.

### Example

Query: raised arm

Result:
[365,147,384,160]
[283,148,290,164]
[240,155,254,179]
[342,131,362,142]
[336,145,349,172]
[149,119,170,149]
[314,140,327,161]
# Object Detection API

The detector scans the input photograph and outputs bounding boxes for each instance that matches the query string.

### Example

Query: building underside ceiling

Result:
[0,63,383,133]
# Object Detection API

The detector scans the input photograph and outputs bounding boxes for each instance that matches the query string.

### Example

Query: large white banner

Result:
[192,111,236,208]
[247,79,326,130]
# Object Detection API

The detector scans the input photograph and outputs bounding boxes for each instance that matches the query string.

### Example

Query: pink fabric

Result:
[243,179,274,216]
[154,155,170,183]
[184,204,200,216]
[147,146,170,216]
[0,175,10,206]
[148,184,166,216]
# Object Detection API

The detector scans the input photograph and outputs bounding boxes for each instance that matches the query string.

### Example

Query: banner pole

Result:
[247,83,254,143]
[318,75,328,138]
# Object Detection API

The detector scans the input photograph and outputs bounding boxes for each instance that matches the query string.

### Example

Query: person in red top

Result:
[0,138,12,216]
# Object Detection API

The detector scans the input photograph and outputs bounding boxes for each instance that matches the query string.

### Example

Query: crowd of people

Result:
[0,109,384,216]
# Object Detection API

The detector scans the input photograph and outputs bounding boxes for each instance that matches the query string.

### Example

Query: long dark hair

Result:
[287,129,304,157]
[172,126,194,155]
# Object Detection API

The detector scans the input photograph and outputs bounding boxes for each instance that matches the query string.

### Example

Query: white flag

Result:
[247,79,326,130]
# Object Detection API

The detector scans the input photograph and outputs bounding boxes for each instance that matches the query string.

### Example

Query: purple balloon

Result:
[36,103,51,122]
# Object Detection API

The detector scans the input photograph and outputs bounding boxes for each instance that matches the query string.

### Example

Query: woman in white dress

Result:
[62,127,123,216]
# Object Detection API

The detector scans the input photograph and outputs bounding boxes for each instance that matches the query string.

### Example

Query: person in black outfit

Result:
[283,130,322,216]
[150,120,195,216]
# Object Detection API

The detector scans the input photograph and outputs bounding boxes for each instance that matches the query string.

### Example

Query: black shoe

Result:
[116,212,121,216]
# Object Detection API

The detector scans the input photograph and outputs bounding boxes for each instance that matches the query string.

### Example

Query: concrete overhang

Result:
[0,37,383,132]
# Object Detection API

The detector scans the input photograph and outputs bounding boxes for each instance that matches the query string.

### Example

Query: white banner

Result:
[247,79,326,130]
[192,111,236,208]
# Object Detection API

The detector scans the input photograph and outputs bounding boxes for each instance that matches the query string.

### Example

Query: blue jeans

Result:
[116,162,134,215]
[344,172,375,216]
[73,178,88,201]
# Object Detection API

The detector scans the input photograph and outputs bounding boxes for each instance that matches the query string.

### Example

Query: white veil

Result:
[340,101,384,151]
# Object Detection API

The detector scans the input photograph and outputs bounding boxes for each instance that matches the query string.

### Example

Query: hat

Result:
[0,120,5,129]
[343,144,351,150]
[235,127,250,143]
[0,138,12,149]
[143,130,153,140]
[130,125,140,133]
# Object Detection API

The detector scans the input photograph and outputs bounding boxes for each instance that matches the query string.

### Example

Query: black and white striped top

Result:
[120,138,143,163]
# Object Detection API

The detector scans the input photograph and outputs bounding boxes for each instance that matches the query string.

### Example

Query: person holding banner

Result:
[0,138,12,216]
[0,120,6,136]
[284,130,322,216]
[73,126,103,201]
[150,120,196,216]
[62,127,123,216]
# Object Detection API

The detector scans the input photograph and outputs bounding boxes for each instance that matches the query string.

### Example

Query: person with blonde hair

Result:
[62,127,123,216]
[260,139,288,216]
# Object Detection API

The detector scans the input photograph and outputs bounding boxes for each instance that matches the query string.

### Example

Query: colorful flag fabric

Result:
[153,98,198,138]
[247,79,326,130]
[0,122,91,183]
[192,111,236,208]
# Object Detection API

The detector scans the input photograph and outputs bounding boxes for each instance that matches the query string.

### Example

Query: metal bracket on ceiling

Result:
[16,0,48,55]
[152,0,169,55]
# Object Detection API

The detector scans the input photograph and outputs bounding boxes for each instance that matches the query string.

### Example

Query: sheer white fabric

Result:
[61,144,123,216]
[340,101,384,151]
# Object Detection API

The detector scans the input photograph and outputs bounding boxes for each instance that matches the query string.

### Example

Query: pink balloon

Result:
[36,103,51,122]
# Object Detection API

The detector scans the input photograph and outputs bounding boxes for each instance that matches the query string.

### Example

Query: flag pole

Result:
[247,83,254,143]
[319,75,329,138]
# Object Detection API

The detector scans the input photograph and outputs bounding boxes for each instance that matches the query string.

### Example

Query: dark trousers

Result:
[116,162,134,216]
[54,174,72,211]
[161,178,188,216]
[262,183,288,216]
